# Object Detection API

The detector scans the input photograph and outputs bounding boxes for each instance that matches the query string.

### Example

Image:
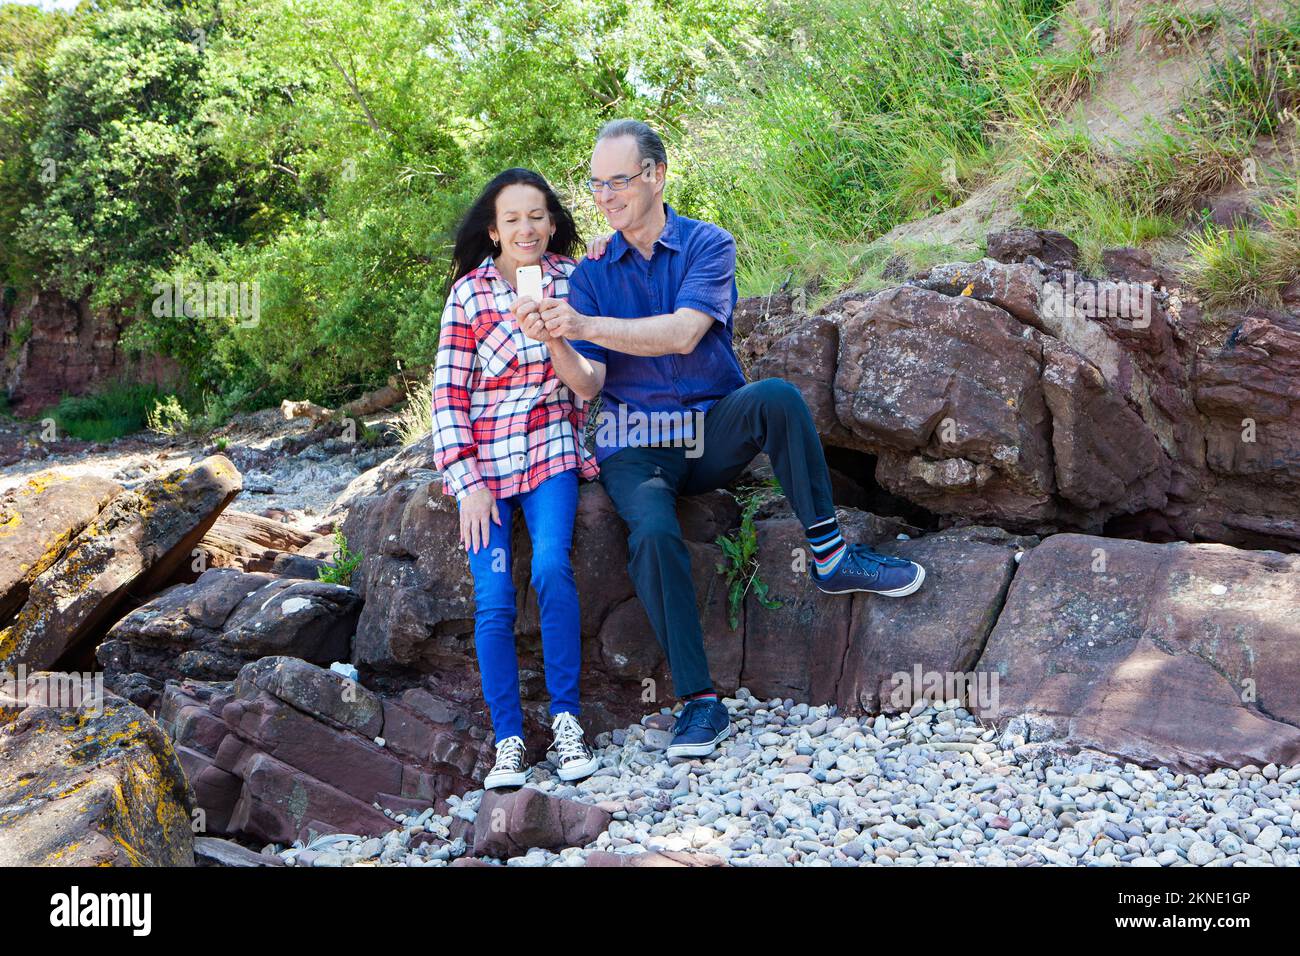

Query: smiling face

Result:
[590,135,664,233]
[489,183,554,269]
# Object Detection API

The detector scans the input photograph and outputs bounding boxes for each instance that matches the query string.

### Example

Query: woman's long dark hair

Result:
[446,168,580,293]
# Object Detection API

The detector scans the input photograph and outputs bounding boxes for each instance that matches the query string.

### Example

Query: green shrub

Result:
[145,394,192,436]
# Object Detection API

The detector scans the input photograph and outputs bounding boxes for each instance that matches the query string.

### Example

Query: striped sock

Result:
[807,516,847,577]
[685,690,717,702]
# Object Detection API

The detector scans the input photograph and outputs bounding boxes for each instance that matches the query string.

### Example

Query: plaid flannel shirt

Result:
[432,251,599,501]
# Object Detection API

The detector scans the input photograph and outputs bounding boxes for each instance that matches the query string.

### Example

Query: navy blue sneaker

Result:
[811,544,925,597]
[666,698,732,759]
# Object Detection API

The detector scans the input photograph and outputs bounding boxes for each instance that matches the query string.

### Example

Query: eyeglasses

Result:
[585,170,646,194]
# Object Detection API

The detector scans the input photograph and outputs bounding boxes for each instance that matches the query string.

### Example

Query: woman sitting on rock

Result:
[432,168,607,790]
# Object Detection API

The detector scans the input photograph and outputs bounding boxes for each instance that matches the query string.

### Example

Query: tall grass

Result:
[681,0,1300,296]
[48,381,163,443]
[394,374,433,447]
[673,0,1074,294]
[1014,2,1300,269]
[1185,177,1300,310]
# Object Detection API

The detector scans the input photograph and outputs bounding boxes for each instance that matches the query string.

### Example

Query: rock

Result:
[1187,841,1218,866]
[473,787,612,859]
[343,477,739,741]
[748,320,860,448]
[741,518,1031,713]
[0,674,195,866]
[193,509,316,574]
[270,552,330,580]
[914,258,1048,330]
[981,533,1300,772]
[838,526,1034,715]
[0,456,242,670]
[161,659,490,846]
[1188,313,1300,551]
[194,836,285,866]
[1101,247,1165,287]
[0,470,122,624]
[1039,338,1170,514]
[830,285,1168,532]
[1205,196,1264,230]
[99,568,360,686]
[234,655,385,736]
[985,228,1080,270]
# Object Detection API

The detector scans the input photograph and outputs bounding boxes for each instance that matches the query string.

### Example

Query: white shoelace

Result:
[492,735,526,773]
[551,712,589,764]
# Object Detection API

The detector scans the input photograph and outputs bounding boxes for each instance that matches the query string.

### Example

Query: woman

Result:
[432,168,607,790]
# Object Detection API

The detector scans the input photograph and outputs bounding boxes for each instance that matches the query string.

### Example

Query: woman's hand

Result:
[459,487,501,554]
[511,296,551,341]
[586,233,616,259]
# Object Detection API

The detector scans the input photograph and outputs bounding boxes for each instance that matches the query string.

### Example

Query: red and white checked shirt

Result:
[432,251,599,501]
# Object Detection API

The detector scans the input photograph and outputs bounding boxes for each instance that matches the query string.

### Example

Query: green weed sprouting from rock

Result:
[716,482,782,630]
[318,526,363,587]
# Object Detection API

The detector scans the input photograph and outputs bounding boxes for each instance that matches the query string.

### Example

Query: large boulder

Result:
[0,456,242,671]
[0,673,195,866]
[98,567,361,694]
[741,518,1033,712]
[0,470,121,624]
[1186,312,1300,550]
[733,236,1300,553]
[833,286,1058,527]
[161,657,491,845]
[830,285,1169,531]
[341,477,742,746]
[192,509,317,575]
[979,533,1300,772]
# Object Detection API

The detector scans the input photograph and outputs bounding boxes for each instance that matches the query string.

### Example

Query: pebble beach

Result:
[271,693,1300,867]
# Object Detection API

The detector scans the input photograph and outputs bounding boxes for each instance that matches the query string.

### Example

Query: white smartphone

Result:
[516,265,543,303]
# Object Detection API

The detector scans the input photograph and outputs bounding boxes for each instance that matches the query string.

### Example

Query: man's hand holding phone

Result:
[511,295,551,341]
[539,298,588,340]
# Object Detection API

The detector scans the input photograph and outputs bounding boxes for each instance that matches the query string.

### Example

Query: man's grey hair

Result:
[596,118,668,170]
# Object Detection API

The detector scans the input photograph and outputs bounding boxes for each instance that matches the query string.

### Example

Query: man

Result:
[513,119,925,760]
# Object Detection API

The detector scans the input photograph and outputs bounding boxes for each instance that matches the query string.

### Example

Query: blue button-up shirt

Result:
[567,203,747,462]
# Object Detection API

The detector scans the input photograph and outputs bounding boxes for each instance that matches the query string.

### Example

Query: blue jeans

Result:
[463,468,581,743]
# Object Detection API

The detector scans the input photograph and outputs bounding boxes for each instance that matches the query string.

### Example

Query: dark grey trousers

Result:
[597,378,837,697]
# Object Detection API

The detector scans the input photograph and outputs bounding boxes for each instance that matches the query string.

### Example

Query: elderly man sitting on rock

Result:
[511,119,926,760]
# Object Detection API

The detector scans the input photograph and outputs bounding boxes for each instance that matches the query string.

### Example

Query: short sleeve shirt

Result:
[567,203,747,461]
